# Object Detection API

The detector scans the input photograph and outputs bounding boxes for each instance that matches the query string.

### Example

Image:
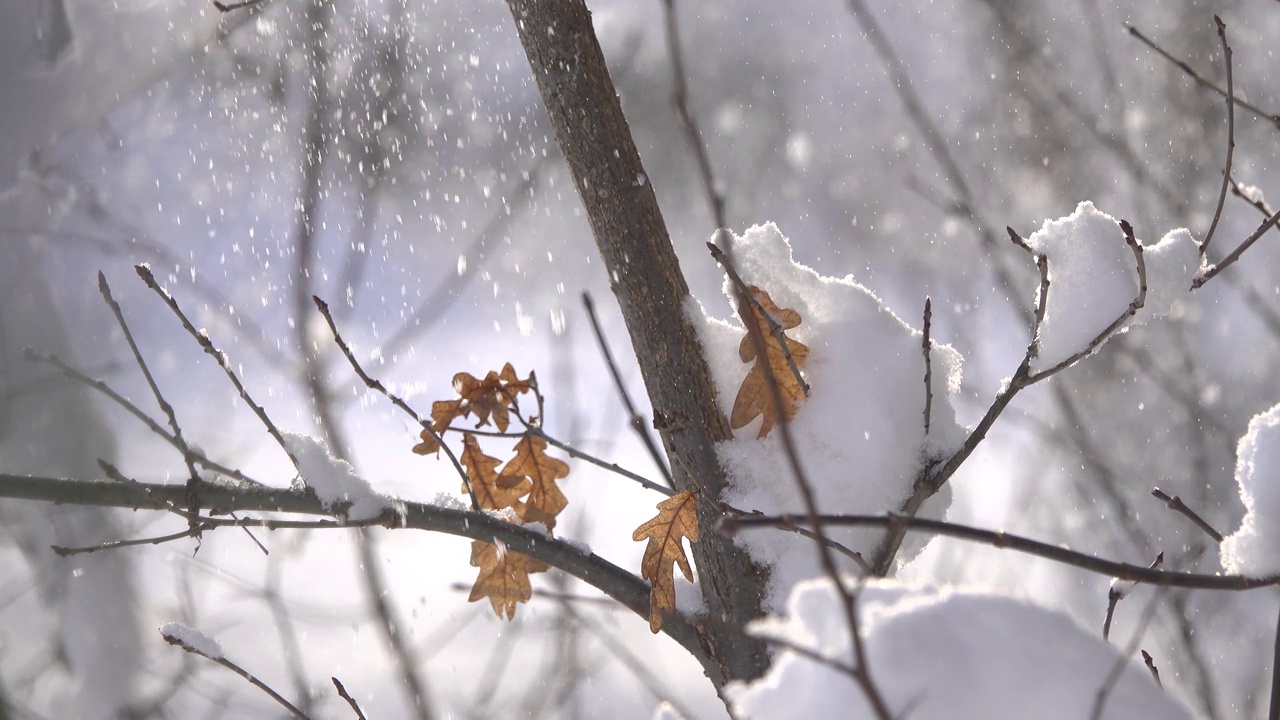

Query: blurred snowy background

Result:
[1,0,1279,717]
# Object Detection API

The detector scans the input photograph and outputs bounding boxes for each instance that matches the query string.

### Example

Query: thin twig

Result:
[1151,488,1224,542]
[1194,207,1280,288]
[720,513,1279,590]
[164,638,312,719]
[1199,16,1235,258]
[21,348,263,485]
[660,0,727,241]
[312,295,479,512]
[493,403,673,497]
[1103,554,1162,640]
[213,0,267,11]
[921,297,933,435]
[332,677,369,720]
[51,525,209,557]
[135,264,300,470]
[717,500,871,573]
[1270,602,1280,720]
[101,272,267,551]
[538,430,673,497]
[1102,591,1120,641]
[1141,650,1162,687]
[449,415,672,496]
[751,630,860,678]
[1127,24,1280,131]
[98,272,199,484]
[581,292,674,488]
[1091,591,1163,720]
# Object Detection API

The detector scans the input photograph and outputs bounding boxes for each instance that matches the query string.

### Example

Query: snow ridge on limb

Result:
[690,223,966,609]
[1024,201,1199,373]
[1221,403,1280,576]
[728,580,1193,720]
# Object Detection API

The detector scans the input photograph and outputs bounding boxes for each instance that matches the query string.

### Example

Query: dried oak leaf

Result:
[632,490,699,633]
[501,435,569,532]
[460,433,530,512]
[730,287,810,438]
[436,362,533,434]
[411,427,441,456]
[468,539,548,620]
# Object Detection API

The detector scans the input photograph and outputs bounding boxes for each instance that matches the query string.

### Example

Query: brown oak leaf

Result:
[434,362,533,434]
[501,435,570,531]
[460,433,531,512]
[632,490,700,633]
[730,287,810,438]
[468,539,548,620]
[411,427,441,456]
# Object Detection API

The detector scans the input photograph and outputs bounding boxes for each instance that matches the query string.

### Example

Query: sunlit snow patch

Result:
[690,223,966,609]
[729,579,1192,720]
[1221,402,1280,577]
[284,432,391,521]
[1025,202,1199,372]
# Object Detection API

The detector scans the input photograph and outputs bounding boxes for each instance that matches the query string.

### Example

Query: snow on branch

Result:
[1221,403,1280,577]
[283,432,391,522]
[692,223,966,609]
[1023,202,1195,375]
[729,580,1192,720]
[159,622,223,659]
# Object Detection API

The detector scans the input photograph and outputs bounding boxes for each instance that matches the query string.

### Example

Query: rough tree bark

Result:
[502,0,772,686]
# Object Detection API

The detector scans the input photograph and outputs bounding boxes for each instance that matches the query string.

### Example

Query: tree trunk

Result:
[503,0,771,687]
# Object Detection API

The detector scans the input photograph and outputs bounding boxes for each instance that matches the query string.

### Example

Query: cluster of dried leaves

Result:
[412,363,567,619]
[414,287,809,631]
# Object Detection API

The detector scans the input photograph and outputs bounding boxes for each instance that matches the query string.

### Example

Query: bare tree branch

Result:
[721,513,1278,591]
[1198,16,1235,258]
[1,472,717,681]
[1127,24,1280,131]
[1151,488,1224,543]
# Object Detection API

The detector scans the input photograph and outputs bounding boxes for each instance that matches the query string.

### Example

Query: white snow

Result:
[729,579,1192,720]
[651,701,687,720]
[1024,202,1200,371]
[1133,228,1199,325]
[1236,183,1267,207]
[431,492,468,510]
[158,622,223,659]
[1108,577,1135,600]
[690,224,966,609]
[1220,402,1280,577]
[283,432,391,521]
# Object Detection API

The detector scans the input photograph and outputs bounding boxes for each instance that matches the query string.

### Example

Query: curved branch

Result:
[723,513,1278,591]
[0,473,716,682]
